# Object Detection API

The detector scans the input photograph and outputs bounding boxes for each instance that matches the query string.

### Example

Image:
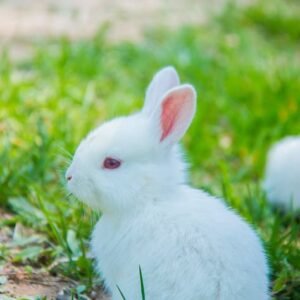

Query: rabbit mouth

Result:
[67,178,102,209]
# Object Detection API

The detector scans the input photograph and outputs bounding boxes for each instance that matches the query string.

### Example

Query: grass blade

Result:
[139,265,146,300]
[117,285,127,300]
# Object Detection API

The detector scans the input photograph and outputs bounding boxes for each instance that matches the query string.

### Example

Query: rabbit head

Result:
[66,67,197,213]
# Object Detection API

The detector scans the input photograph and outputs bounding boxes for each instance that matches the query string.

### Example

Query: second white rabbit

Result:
[264,136,300,210]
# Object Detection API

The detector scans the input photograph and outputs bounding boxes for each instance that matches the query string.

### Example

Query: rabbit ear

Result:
[152,84,197,145]
[143,66,180,115]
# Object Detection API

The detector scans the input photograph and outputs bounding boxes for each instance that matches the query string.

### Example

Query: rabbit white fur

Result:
[66,67,269,300]
[264,136,300,210]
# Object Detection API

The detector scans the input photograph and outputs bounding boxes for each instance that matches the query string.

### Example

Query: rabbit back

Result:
[91,186,269,300]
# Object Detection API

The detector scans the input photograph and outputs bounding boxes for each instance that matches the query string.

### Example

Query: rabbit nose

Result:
[66,166,74,181]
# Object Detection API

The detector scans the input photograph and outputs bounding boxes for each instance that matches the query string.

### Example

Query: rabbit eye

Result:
[103,157,122,169]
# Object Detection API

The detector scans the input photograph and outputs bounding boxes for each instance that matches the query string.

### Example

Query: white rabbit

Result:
[264,136,300,210]
[66,67,269,300]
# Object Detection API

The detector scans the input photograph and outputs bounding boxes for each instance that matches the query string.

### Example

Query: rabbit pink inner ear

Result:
[159,85,196,143]
[160,95,182,141]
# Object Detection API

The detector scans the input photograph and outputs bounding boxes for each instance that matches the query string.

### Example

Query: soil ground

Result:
[0,0,249,59]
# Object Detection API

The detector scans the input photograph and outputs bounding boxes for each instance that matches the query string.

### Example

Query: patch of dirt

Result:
[0,264,109,299]
[0,0,250,59]
[0,0,224,40]
[0,208,108,299]
[0,263,109,299]
[0,264,74,299]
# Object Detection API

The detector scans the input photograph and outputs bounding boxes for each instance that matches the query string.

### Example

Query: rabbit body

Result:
[66,67,269,300]
[92,185,268,300]
[264,136,300,210]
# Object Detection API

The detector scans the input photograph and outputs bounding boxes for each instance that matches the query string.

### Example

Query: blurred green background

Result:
[0,0,299,299]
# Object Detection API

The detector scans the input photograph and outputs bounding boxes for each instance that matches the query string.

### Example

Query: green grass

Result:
[0,0,299,299]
